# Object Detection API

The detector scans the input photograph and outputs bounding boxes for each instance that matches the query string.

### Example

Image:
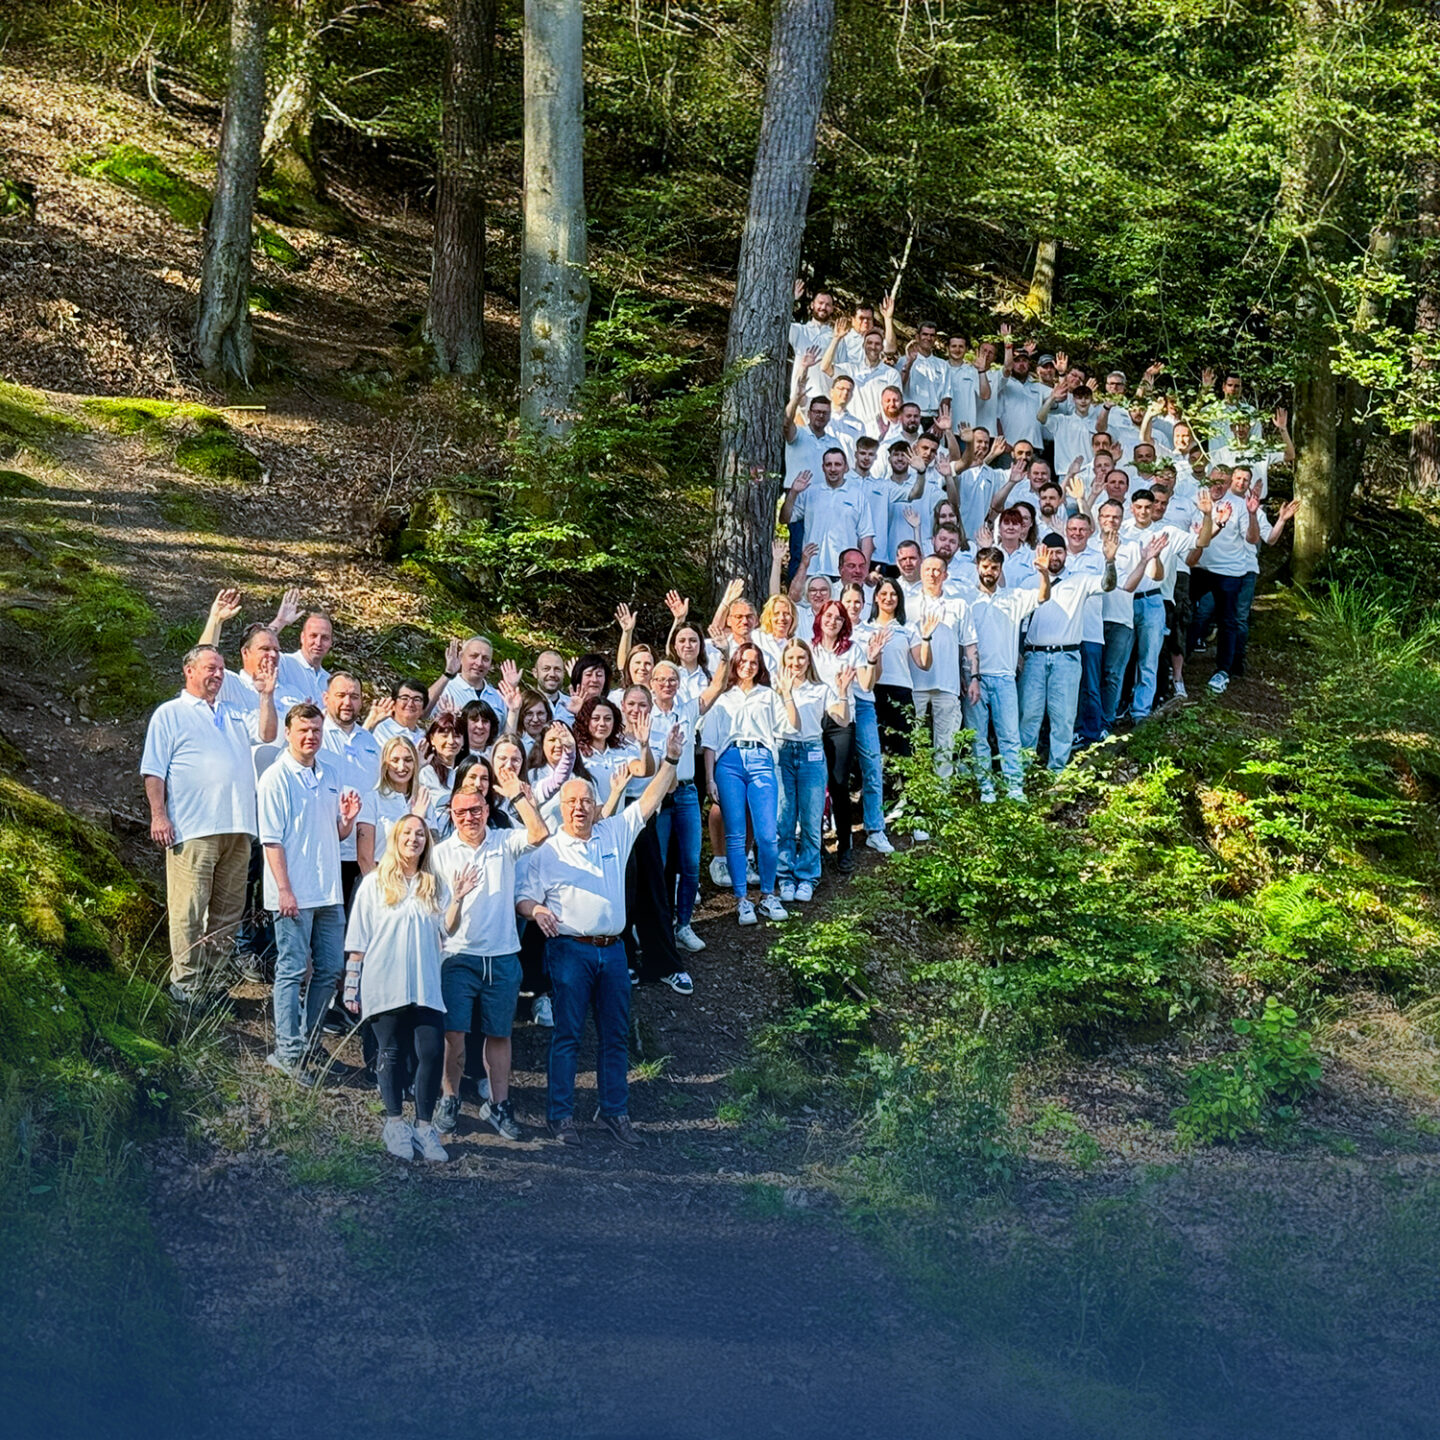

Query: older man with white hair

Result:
[518,723,687,1149]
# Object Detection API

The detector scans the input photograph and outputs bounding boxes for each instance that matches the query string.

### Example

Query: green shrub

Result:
[1174,998,1323,1145]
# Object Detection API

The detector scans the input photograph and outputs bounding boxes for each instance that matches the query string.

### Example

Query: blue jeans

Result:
[777,738,825,884]
[1019,650,1083,771]
[1192,572,1247,676]
[544,936,630,1124]
[714,745,779,896]
[1101,621,1135,730]
[1077,640,1105,744]
[964,674,1023,792]
[655,781,702,927]
[1130,592,1167,720]
[1233,572,1258,676]
[853,696,885,834]
[273,903,345,1066]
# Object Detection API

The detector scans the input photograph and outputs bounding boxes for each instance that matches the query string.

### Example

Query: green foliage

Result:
[414,297,717,625]
[1174,998,1323,1145]
[0,380,82,444]
[77,143,210,228]
[254,225,302,269]
[0,469,42,497]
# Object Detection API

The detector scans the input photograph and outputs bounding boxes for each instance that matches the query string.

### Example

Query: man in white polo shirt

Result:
[141,644,263,1006]
[257,702,361,1080]
[320,672,383,910]
[908,555,979,781]
[901,320,949,420]
[779,448,872,579]
[434,634,506,715]
[1019,531,1118,770]
[967,545,1051,801]
[828,328,902,435]
[275,611,334,709]
[517,724,686,1150]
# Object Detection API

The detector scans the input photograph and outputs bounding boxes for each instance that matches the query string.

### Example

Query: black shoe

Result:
[594,1110,644,1148]
[837,850,856,875]
[549,1116,582,1147]
[322,1005,348,1036]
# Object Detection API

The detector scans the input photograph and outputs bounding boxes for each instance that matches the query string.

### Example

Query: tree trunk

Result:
[1021,238,1059,319]
[710,0,835,604]
[427,0,494,378]
[261,0,327,205]
[1338,226,1398,504]
[1292,327,1339,583]
[519,0,589,438]
[195,0,269,383]
[1412,152,1440,489]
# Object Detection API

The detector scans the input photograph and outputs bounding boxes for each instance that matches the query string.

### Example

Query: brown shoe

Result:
[596,1111,644,1148]
[549,1116,582,1147]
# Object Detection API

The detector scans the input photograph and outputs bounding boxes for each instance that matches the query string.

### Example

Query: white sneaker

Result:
[532,995,554,1027]
[794,881,814,903]
[912,829,930,843]
[1208,671,1230,694]
[1174,679,1188,699]
[478,1075,491,1103]
[412,1120,449,1163]
[382,1117,414,1161]
[980,788,997,804]
[745,853,759,885]
[674,924,706,953]
[709,854,731,888]
[757,894,789,922]
[779,881,797,903]
[865,831,895,855]
[737,899,758,926]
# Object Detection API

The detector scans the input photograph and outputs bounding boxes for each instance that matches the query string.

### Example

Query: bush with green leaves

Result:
[1173,998,1324,1145]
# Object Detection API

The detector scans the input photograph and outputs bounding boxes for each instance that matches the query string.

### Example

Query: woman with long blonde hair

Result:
[356,736,434,873]
[343,813,477,1164]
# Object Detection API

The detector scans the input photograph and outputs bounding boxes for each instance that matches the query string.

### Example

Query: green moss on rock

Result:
[81,397,261,486]
[0,380,83,442]
[79,144,210,228]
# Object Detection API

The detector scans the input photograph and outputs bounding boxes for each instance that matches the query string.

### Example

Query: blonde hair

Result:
[378,736,420,800]
[376,814,440,910]
[780,639,820,684]
[759,593,797,638]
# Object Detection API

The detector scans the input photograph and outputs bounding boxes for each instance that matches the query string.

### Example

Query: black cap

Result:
[1041,532,1066,549]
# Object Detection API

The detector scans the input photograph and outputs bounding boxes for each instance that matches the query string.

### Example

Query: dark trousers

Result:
[822,720,855,855]
[1077,640,1105,743]
[623,811,682,984]
[372,1005,443,1121]
[235,837,275,971]
[545,937,630,1124]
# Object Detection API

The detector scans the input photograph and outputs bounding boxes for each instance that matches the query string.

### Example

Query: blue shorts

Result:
[441,951,522,1037]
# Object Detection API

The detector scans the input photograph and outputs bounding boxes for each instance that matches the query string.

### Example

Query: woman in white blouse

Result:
[356,736,433,873]
[343,813,476,1164]
[703,642,790,926]
[868,578,938,756]
[810,601,866,875]
[774,639,851,903]
[756,593,799,675]
[840,584,894,855]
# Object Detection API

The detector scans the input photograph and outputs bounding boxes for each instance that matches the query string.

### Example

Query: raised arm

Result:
[635,723,687,822]
[200,587,242,648]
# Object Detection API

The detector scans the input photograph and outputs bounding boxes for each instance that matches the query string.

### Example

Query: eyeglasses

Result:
[451,805,485,820]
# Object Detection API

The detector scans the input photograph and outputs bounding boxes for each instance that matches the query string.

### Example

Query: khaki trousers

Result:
[165,832,251,988]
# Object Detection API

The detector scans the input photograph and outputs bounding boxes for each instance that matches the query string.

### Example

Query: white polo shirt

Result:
[433,827,537,957]
[372,717,427,750]
[140,691,259,844]
[321,718,383,862]
[1024,568,1109,649]
[791,477,873,576]
[908,593,976,695]
[256,750,345,910]
[1100,539,1144,625]
[650,697,698,783]
[1046,410,1098,479]
[903,353,949,414]
[947,363,981,428]
[957,464,1007,542]
[847,361,903,434]
[774,679,830,741]
[520,804,648,938]
[970,586,1043,676]
[702,684,785,759]
[825,411,866,465]
[997,374,1045,447]
[869,619,918,689]
[276,652,330,710]
[440,675,506,717]
[1196,503,1271,577]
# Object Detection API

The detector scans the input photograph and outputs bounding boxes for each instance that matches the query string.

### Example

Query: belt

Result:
[1025,643,1080,653]
[732,739,767,749]
[1134,589,1162,599]
[563,934,622,948]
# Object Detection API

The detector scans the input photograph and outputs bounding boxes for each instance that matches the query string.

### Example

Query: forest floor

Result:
[5,54,1440,1440]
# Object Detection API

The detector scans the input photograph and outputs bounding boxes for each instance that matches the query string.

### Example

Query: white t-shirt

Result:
[1100,539,1143,625]
[784,425,832,492]
[792,477,874,576]
[321,719,382,862]
[520,805,648,938]
[947,363,981,428]
[811,641,859,718]
[1046,409,1098,479]
[789,318,835,403]
[140,692,259,844]
[439,676,505,717]
[868,619,917,689]
[275,652,330,711]
[825,411,866,465]
[358,786,439,866]
[649,697,699,784]
[1196,502,1271,577]
[903,353,949,414]
[907,593,976,695]
[372,717,427,750]
[702,684,786,759]
[956,464,1007,542]
[774,679,829,741]
[256,751,346,910]
[970,586,1043,676]
[343,871,449,1020]
[1024,569,1109,648]
[433,828,536,958]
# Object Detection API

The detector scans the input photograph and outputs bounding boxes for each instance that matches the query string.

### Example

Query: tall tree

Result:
[519,0,589,436]
[196,0,270,382]
[427,0,495,377]
[710,0,835,602]
[1412,148,1440,490]
[262,0,328,208]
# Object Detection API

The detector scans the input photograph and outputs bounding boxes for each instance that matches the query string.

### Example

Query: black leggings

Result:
[822,721,855,855]
[873,684,913,756]
[372,1005,444,1121]
[624,811,682,984]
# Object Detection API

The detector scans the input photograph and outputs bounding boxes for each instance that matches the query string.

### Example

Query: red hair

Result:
[812,600,853,654]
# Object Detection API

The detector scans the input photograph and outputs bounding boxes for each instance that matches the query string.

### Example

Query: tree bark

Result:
[1021,238,1059,319]
[519,0,589,437]
[710,0,835,604]
[427,0,494,378]
[196,0,270,383]
[1412,152,1440,489]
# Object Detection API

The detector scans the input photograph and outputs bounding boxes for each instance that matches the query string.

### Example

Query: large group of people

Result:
[139,286,1300,1163]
